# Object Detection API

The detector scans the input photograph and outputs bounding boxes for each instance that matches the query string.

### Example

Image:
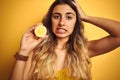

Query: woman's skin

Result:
[9,0,120,80]
[51,4,77,70]
[51,3,120,58]
[73,0,120,58]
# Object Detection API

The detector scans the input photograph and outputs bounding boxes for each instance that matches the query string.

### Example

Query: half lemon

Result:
[34,25,47,37]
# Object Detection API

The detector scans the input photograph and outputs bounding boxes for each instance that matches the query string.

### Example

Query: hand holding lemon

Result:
[34,25,47,37]
[19,24,47,56]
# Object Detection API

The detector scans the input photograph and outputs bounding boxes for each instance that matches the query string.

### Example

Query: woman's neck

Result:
[56,37,69,50]
[55,38,68,70]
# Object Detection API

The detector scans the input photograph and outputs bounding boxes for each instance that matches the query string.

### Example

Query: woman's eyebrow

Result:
[52,12,75,16]
[52,12,61,15]
[66,12,76,16]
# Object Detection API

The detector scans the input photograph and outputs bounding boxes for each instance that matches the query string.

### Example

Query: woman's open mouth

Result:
[56,27,67,34]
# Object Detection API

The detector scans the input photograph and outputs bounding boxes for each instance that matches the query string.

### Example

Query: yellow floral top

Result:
[54,69,71,80]
[51,69,82,80]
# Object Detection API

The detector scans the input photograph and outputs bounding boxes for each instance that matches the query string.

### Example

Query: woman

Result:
[10,0,120,80]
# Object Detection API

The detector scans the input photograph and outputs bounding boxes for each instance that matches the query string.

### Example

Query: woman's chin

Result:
[55,34,69,39]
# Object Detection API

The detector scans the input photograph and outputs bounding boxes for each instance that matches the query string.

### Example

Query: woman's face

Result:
[51,4,76,39]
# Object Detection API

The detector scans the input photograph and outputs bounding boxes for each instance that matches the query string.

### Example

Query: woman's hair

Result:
[30,0,91,80]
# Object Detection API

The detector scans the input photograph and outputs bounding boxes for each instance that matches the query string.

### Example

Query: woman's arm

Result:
[86,16,120,57]
[9,24,47,80]
[72,0,120,57]
[9,50,31,80]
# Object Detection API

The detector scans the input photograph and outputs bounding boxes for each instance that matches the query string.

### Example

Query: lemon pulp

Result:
[34,25,47,37]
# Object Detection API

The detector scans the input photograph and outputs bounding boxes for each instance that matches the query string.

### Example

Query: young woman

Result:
[9,0,120,80]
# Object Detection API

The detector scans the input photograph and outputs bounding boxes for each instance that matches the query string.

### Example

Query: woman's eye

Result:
[67,16,73,20]
[53,15,60,19]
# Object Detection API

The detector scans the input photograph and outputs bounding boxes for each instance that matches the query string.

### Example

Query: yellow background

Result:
[0,0,120,80]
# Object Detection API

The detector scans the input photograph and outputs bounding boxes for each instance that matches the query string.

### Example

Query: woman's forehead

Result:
[52,4,76,14]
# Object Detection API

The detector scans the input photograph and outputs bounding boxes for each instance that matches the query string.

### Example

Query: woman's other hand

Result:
[19,24,48,56]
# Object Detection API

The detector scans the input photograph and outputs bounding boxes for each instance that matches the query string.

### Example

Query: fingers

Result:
[71,0,80,11]
[36,23,43,26]
[71,0,87,20]
[71,0,77,3]
[23,23,47,40]
[25,23,43,35]
[72,0,79,6]
[25,24,36,35]
[28,23,43,31]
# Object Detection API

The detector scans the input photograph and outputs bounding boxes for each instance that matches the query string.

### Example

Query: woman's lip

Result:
[56,27,67,31]
[56,27,67,34]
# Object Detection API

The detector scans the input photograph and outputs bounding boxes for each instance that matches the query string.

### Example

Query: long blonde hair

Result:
[29,0,91,80]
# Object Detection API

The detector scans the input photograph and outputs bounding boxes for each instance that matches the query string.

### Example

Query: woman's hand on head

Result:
[72,0,88,21]
[19,24,48,55]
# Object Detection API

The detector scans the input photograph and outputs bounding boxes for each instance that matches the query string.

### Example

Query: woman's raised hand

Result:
[72,0,88,20]
[19,24,47,56]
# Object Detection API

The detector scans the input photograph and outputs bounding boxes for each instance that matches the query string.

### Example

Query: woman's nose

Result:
[59,17,65,26]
